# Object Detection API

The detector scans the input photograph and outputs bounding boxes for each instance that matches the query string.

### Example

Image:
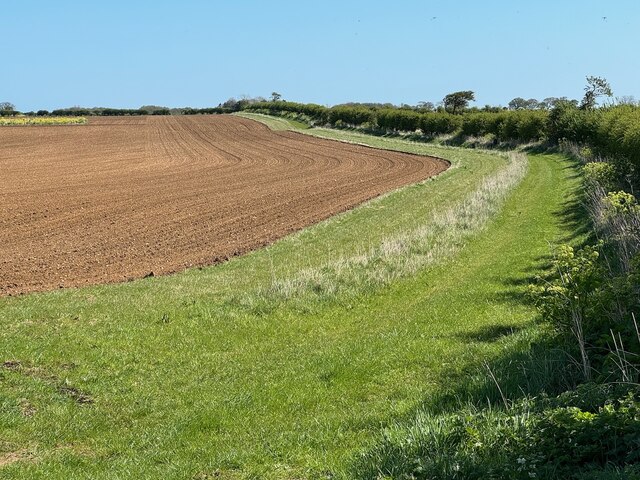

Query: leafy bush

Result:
[354,385,640,480]
[376,109,421,132]
[547,101,595,143]
[328,106,375,126]
[530,244,603,333]
[605,191,640,216]
[460,112,493,136]
[419,112,462,135]
[596,106,640,182]
[182,107,231,114]
[458,111,547,142]
[244,101,328,123]
[584,162,617,190]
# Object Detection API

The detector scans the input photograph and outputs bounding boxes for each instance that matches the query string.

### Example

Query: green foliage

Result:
[530,243,603,333]
[530,237,640,382]
[419,112,463,135]
[443,90,475,114]
[509,97,542,110]
[458,111,548,142]
[244,101,329,123]
[376,108,422,132]
[353,385,640,480]
[581,76,613,110]
[49,107,157,116]
[547,100,597,143]
[328,105,375,126]
[596,106,640,182]
[499,111,548,142]
[182,107,231,114]
[0,101,15,112]
[545,103,640,187]
[460,112,493,136]
[605,191,640,216]
[583,162,617,190]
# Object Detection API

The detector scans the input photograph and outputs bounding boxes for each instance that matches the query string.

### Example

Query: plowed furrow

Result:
[0,115,448,295]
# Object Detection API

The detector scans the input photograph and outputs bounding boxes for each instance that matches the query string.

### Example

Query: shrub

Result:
[605,191,640,216]
[328,106,375,126]
[355,386,640,480]
[244,101,328,123]
[375,109,421,132]
[419,112,462,135]
[583,162,617,190]
[461,113,492,136]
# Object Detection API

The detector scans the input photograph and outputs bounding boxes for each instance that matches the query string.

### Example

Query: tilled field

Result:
[0,115,448,295]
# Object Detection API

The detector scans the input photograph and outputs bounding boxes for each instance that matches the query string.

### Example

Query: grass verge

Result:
[0,116,581,479]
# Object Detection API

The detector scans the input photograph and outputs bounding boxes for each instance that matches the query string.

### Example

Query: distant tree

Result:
[580,75,613,110]
[270,92,282,102]
[443,90,475,114]
[139,105,170,113]
[541,96,578,109]
[508,97,541,110]
[417,101,435,111]
[616,95,638,106]
[541,97,559,109]
[219,98,242,110]
[508,97,527,110]
[526,98,542,109]
[0,101,15,111]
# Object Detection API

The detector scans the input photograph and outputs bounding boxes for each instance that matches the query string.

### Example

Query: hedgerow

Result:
[354,385,640,480]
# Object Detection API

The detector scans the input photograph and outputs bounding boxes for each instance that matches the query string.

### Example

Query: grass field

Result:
[0,116,581,478]
[0,117,86,126]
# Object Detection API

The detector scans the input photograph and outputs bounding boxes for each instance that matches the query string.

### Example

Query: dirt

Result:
[0,450,30,468]
[0,115,448,296]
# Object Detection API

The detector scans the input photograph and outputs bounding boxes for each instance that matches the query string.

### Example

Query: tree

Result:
[443,90,475,114]
[508,97,541,110]
[580,76,613,110]
[417,101,435,111]
[508,97,527,110]
[616,95,638,106]
[270,92,282,102]
[541,97,578,110]
[0,102,15,111]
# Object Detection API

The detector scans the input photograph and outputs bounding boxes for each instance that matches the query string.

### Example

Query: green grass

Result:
[0,115,581,479]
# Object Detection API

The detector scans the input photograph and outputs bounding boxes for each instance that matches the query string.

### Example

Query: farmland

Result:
[0,114,585,478]
[3,1,640,476]
[0,115,447,296]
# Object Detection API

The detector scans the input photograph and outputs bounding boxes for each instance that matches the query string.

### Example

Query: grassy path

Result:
[0,118,578,479]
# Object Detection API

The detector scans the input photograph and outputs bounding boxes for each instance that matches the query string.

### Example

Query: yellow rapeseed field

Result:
[0,116,86,126]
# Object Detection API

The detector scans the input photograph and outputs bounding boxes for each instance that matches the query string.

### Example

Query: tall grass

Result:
[250,152,528,306]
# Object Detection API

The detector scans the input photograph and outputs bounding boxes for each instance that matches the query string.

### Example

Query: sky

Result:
[2,0,639,111]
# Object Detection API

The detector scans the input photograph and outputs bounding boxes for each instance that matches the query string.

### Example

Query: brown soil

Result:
[0,115,448,296]
[0,450,30,468]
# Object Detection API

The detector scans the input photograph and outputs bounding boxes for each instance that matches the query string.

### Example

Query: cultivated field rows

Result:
[0,116,447,295]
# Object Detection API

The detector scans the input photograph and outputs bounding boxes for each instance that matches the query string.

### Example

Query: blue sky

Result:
[3,0,638,111]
